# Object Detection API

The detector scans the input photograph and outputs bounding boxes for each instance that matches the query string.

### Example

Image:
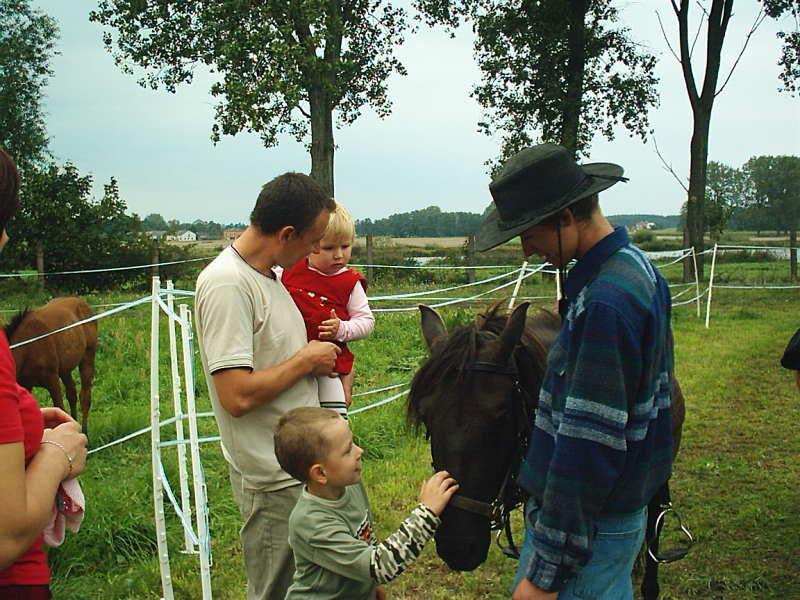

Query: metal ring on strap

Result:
[647,503,695,564]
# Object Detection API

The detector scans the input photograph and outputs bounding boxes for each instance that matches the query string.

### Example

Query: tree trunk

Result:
[309,86,335,196]
[366,234,374,283]
[790,228,797,282]
[684,111,711,281]
[560,1,588,156]
[466,234,476,284]
[151,243,160,280]
[35,240,44,287]
[674,0,733,282]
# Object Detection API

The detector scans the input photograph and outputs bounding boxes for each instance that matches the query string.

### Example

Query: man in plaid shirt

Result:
[476,144,675,600]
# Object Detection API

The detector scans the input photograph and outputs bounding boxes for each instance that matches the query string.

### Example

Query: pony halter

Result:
[439,356,534,560]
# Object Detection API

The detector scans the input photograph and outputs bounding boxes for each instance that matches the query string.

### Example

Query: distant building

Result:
[146,230,167,240]
[166,230,198,241]
[630,221,656,232]
[224,228,245,241]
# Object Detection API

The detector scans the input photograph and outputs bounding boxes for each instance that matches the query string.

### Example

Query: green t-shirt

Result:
[286,484,440,600]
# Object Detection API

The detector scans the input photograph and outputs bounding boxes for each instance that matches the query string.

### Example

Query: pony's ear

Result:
[419,304,447,353]
[498,302,530,362]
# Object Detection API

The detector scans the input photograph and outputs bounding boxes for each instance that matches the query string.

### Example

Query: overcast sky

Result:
[34,1,799,224]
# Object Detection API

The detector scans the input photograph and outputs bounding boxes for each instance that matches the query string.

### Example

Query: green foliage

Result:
[142,213,167,231]
[416,0,659,165]
[4,162,193,292]
[356,205,484,237]
[704,160,747,240]
[90,1,411,192]
[0,0,59,170]
[762,0,800,95]
[631,229,655,245]
[743,155,800,232]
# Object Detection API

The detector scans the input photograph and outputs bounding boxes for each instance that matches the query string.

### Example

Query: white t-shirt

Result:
[195,247,318,491]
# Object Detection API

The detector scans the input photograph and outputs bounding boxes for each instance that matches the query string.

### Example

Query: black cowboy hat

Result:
[781,328,800,371]
[476,143,628,252]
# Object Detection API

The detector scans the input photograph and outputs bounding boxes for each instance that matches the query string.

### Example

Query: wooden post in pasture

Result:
[151,243,160,280]
[35,241,45,287]
[691,247,701,318]
[366,235,374,283]
[466,235,476,284]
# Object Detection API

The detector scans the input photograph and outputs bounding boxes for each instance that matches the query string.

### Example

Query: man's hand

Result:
[318,309,341,340]
[41,407,75,430]
[300,340,341,376]
[511,578,558,600]
[375,585,386,600]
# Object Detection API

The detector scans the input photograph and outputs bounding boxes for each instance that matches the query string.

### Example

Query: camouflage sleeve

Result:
[370,504,440,585]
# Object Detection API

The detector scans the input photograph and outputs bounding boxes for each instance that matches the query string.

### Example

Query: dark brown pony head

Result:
[4,308,30,341]
[408,302,560,571]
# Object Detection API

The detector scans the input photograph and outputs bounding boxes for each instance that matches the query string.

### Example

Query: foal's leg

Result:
[78,351,95,437]
[61,371,79,423]
[44,372,66,414]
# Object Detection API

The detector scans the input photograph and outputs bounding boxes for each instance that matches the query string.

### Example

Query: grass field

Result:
[1,252,798,599]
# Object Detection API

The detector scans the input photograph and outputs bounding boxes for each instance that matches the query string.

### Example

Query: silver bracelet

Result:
[41,439,73,478]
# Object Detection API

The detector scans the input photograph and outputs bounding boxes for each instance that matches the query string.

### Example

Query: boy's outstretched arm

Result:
[370,471,458,584]
[293,472,458,587]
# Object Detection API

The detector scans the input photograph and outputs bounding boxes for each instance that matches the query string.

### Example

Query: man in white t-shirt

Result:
[195,172,340,600]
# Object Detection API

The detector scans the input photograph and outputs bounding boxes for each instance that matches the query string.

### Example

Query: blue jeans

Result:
[512,499,646,600]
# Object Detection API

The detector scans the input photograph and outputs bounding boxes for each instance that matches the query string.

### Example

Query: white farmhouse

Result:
[166,230,198,241]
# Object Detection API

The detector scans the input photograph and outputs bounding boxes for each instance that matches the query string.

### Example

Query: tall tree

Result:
[416,0,659,164]
[670,0,737,279]
[743,155,800,280]
[0,0,58,170]
[142,213,168,231]
[668,1,798,278]
[90,1,411,195]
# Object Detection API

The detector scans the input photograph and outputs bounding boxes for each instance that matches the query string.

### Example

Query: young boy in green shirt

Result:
[274,407,458,600]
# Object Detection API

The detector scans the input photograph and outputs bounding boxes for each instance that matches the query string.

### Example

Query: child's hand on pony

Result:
[419,471,459,515]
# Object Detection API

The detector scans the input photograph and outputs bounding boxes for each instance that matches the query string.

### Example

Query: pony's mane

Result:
[4,308,31,340]
[407,303,559,427]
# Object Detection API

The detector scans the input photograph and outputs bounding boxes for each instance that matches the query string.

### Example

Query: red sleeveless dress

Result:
[281,259,367,374]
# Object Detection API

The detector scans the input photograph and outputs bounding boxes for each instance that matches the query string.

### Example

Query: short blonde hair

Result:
[274,407,341,482]
[323,201,355,242]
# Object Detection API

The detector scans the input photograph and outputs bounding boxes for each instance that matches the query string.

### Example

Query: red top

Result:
[281,259,367,374]
[0,330,50,586]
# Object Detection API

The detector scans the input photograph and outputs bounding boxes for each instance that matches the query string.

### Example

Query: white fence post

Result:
[705,243,719,329]
[150,277,174,600]
[167,281,194,553]
[179,304,213,599]
[507,261,528,309]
